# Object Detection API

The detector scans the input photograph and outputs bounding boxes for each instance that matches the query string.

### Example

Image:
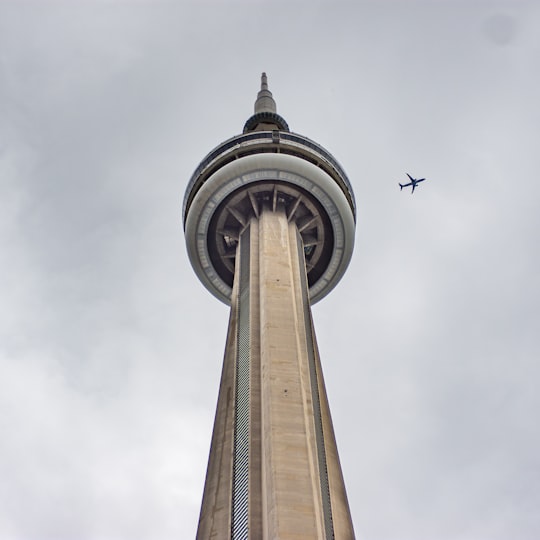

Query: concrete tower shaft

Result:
[196,208,354,539]
[184,74,356,539]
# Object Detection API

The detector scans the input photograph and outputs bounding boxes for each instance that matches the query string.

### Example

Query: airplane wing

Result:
[406,173,414,181]
[411,183,416,193]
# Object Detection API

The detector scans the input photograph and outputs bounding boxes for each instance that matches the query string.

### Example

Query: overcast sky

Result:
[1,1,539,539]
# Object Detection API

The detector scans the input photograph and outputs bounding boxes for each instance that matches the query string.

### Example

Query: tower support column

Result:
[258,206,326,538]
[197,207,354,539]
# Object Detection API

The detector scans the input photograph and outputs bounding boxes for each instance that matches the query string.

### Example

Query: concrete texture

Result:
[197,207,354,539]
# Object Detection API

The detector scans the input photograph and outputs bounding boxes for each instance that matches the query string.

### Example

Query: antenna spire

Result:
[254,72,277,114]
[243,72,289,133]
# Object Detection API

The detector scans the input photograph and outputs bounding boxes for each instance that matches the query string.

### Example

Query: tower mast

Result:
[184,74,356,539]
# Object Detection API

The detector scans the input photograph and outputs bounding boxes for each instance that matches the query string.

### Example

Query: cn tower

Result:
[184,74,356,539]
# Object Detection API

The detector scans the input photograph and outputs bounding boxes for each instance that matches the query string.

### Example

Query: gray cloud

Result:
[1,1,539,538]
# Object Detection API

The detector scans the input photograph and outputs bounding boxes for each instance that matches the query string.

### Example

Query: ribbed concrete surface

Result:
[197,208,354,539]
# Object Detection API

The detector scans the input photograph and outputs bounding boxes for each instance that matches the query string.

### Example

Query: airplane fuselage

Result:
[399,173,426,193]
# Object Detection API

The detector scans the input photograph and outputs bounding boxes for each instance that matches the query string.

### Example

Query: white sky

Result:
[1,1,539,539]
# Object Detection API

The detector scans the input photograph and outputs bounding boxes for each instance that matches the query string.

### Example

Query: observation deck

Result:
[183,75,356,305]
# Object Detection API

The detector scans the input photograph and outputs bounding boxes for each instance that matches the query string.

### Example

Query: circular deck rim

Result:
[183,130,356,229]
[184,153,355,305]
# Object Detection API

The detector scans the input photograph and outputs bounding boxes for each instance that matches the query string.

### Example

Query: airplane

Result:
[399,173,426,194]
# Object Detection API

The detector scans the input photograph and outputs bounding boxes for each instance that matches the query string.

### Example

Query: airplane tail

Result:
[399,183,404,190]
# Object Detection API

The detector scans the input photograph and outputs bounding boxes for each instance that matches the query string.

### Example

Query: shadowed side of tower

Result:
[184,74,355,539]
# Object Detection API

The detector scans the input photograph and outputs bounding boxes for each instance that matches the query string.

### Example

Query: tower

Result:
[184,74,356,539]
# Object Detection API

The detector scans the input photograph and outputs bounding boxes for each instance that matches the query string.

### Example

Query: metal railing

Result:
[183,131,356,224]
